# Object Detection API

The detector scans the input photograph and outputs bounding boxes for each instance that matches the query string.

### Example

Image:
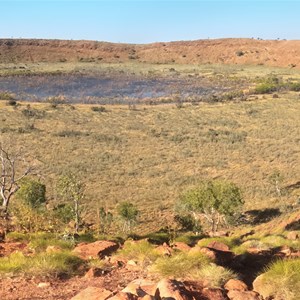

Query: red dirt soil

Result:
[1,38,300,68]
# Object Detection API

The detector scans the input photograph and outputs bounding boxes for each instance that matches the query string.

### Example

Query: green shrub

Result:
[76,233,97,243]
[145,232,170,244]
[172,234,203,246]
[236,50,244,57]
[6,232,29,242]
[52,203,73,224]
[22,106,46,119]
[118,240,159,266]
[0,252,28,274]
[11,202,53,233]
[6,99,17,106]
[222,90,244,101]
[151,252,210,278]
[179,180,244,233]
[195,263,237,287]
[254,83,278,94]
[15,178,46,208]
[91,106,106,112]
[197,236,241,249]
[28,236,74,253]
[258,259,300,300]
[55,130,86,137]
[29,252,84,277]
[260,234,300,250]
[0,251,84,277]
[288,82,300,91]
[174,214,202,233]
[117,201,139,233]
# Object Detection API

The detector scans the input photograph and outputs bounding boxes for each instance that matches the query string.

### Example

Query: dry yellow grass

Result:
[1,91,299,233]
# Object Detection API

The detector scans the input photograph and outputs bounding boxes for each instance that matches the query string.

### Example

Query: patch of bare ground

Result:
[0,268,144,300]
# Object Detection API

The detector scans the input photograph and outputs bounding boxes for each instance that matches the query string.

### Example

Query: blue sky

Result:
[0,1,299,43]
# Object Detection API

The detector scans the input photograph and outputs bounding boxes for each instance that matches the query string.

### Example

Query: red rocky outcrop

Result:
[72,240,119,260]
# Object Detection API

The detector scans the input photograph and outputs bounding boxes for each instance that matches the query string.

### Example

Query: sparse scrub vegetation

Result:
[22,106,46,119]
[1,41,300,300]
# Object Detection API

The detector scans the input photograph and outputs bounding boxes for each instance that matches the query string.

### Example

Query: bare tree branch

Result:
[0,144,33,218]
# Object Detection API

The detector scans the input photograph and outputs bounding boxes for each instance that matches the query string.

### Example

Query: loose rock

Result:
[73,240,119,260]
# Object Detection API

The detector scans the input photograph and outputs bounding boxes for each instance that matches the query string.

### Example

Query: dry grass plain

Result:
[1,83,299,232]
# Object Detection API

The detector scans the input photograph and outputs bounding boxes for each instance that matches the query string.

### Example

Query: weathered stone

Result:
[84,267,104,278]
[139,295,155,300]
[155,278,191,300]
[224,279,248,291]
[72,240,119,260]
[125,259,140,271]
[291,250,300,258]
[154,243,172,256]
[122,279,156,297]
[71,286,112,300]
[252,274,272,299]
[194,246,217,260]
[287,231,299,240]
[110,255,126,267]
[277,245,292,257]
[208,231,229,237]
[207,241,230,252]
[227,290,261,300]
[108,292,138,300]
[37,282,51,288]
[202,288,227,300]
[172,242,191,252]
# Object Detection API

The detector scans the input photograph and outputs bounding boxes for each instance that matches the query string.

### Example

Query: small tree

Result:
[57,174,84,233]
[97,206,113,234]
[179,180,244,234]
[117,201,139,233]
[15,178,46,208]
[0,144,32,219]
[268,170,284,197]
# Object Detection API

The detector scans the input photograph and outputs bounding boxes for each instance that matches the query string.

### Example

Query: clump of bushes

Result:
[253,76,300,94]
[287,82,300,91]
[0,91,15,100]
[236,50,244,57]
[254,83,278,94]
[91,106,106,112]
[55,130,87,138]
[6,99,17,106]
[22,106,46,119]
[221,90,244,101]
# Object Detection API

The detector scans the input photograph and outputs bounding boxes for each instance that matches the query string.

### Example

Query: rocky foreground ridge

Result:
[1,229,299,300]
[1,38,300,68]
